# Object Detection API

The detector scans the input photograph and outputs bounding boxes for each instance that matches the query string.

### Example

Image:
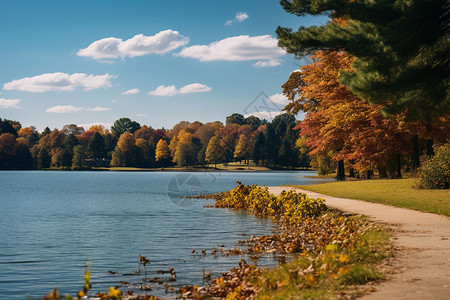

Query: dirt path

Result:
[268,186,450,300]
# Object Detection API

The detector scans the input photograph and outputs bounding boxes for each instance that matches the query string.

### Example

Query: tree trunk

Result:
[396,153,402,178]
[367,170,374,179]
[336,160,345,181]
[412,134,420,171]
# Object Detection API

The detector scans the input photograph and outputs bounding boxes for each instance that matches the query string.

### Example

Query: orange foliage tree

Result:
[285,51,412,178]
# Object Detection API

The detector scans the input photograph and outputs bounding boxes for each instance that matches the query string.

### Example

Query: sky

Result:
[0,0,327,131]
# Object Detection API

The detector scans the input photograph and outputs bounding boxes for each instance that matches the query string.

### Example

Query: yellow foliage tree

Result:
[155,139,170,167]
[205,136,225,168]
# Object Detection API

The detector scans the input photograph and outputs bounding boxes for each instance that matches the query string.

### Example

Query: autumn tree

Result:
[135,138,155,167]
[117,132,138,166]
[205,137,225,168]
[0,133,16,169]
[155,139,170,168]
[287,51,412,179]
[234,134,254,164]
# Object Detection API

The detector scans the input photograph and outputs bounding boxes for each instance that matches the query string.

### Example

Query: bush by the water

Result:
[213,181,327,222]
[419,144,450,189]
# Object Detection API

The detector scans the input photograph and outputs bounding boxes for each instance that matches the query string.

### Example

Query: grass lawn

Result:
[294,178,450,216]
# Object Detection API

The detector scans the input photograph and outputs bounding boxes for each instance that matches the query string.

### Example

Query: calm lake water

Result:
[0,170,331,299]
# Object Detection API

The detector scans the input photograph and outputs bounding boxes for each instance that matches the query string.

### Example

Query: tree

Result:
[111,118,141,137]
[291,51,411,179]
[62,124,85,135]
[87,132,106,158]
[277,0,450,121]
[0,133,16,169]
[0,118,18,137]
[72,145,86,170]
[88,124,108,134]
[252,131,266,165]
[116,132,137,166]
[234,134,254,164]
[155,139,170,168]
[135,138,155,167]
[226,113,245,125]
[244,116,262,131]
[205,137,225,168]
[13,138,33,169]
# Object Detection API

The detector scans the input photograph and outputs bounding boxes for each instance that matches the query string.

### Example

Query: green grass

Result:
[293,178,450,216]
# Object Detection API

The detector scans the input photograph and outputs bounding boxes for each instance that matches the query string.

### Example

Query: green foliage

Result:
[87,132,106,158]
[226,113,245,125]
[277,0,450,121]
[419,144,450,189]
[111,118,141,137]
[71,145,86,170]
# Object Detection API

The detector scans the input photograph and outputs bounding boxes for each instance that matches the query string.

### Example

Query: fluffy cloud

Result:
[46,105,110,113]
[122,88,140,95]
[253,59,282,68]
[268,93,290,105]
[225,12,249,25]
[149,83,212,96]
[177,35,285,62]
[86,106,111,112]
[3,72,114,93]
[77,30,189,60]
[149,85,178,96]
[244,111,283,121]
[0,98,21,109]
[46,105,84,113]
[178,83,212,94]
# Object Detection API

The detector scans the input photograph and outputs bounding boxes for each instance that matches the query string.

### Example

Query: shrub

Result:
[418,143,450,189]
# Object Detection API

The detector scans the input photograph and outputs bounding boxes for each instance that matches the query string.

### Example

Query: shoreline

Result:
[268,186,450,299]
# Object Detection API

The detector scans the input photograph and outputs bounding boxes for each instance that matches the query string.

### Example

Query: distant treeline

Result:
[0,113,308,171]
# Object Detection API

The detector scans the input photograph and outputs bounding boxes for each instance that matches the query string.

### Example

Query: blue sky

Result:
[0,0,327,131]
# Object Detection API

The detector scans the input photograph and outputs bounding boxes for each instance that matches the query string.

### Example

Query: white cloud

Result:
[149,85,178,96]
[244,111,283,121]
[122,88,140,95]
[268,93,290,105]
[0,98,21,109]
[46,105,84,113]
[86,106,111,112]
[3,72,115,93]
[149,83,212,96]
[77,30,189,60]
[178,83,212,94]
[177,35,285,62]
[225,12,249,25]
[136,113,146,117]
[253,59,282,68]
[46,105,110,113]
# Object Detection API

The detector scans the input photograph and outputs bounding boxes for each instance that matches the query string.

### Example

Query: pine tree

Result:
[277,0,450,121]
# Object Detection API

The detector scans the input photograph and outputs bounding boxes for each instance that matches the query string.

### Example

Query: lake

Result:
[0,170,331,299]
